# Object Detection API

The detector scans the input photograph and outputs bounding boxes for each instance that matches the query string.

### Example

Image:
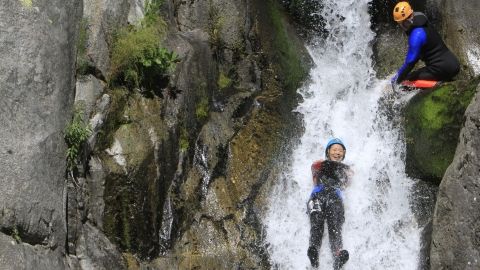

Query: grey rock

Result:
[75,75,105,121]
[128,0,147,26]
[436,0,480,77]
[76,222,126,270]
[85,157,107,229]
[88,94,111,148]
[0,0,82,250]
[175,0,246,49]
[83,0,130,77]
[430,84,480,269]
[0,232,67,270]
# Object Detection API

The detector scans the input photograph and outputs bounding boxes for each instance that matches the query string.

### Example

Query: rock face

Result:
[67,0,310,268]
[0,0,81,268]
[430,83,480,269]
[434,0,480,77]
[82,0,130,78]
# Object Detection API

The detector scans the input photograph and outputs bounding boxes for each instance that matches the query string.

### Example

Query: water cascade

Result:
[265,0,421,269]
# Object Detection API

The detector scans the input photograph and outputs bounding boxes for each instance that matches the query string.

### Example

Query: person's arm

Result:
[393,28,427,83]
[311,160,323,186]
[342,167,354,189]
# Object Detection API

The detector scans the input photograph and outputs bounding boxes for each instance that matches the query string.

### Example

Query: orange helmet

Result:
[393,2,413,22]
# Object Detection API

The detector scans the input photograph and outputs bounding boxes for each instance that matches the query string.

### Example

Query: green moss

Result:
[179,127,189,151]
[19,0,32,8]
[267,1,308,92]
[405,78,480,182]
[195,97,209,121]
[217,72,232,89]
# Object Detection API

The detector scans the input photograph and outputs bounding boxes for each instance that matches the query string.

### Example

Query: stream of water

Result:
[265,1,421,269]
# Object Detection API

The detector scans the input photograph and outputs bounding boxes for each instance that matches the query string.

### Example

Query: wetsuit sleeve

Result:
[395,28,427,83]
[311,161,323,185]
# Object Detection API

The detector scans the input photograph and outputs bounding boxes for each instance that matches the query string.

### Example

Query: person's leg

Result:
[326,196,344,253]
[308,198,326,268]
[405,66,438,81]
[326,195,349,269]
[309,211,325,248]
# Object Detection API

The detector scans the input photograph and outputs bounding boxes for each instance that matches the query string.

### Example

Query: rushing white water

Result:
[265,0,421,269]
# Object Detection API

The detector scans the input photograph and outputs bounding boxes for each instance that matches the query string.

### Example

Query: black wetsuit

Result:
[308,160,349,268]
[395,12,460,83]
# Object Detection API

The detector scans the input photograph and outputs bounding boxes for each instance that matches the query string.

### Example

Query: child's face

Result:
[328,144,345,161]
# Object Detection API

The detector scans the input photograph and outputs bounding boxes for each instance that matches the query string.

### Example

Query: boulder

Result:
[430,83,480,269]
[404,79,479,183]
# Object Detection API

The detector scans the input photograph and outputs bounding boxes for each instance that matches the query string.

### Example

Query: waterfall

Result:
[265,0,421,269]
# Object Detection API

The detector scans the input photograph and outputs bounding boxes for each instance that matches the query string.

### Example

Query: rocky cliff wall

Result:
[0,0,82,269]
[67,0,310,268]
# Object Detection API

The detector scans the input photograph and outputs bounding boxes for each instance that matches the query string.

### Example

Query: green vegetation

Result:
[217,72,232,89]
[195,97,209,121]
[12,227,21,243]
[405,78,480,182]
[110,0,178,90]
[65,108,92,170]
[179,127,189,151]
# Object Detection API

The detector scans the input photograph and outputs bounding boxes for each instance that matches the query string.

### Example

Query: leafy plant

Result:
[12,227,21,243]
[109,2,179,91]
[65,109,92,170]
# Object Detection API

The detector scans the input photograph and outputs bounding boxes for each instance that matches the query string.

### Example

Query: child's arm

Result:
[311,159,324,186]
[341,166,354,188]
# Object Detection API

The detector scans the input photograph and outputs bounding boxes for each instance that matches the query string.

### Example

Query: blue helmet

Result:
[325,138,346,160]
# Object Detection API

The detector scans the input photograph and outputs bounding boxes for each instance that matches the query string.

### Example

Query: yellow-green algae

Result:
[19,0,33,8]
[405,77,480,182]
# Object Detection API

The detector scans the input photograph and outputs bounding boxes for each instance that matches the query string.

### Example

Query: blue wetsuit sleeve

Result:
[395,28,427,83]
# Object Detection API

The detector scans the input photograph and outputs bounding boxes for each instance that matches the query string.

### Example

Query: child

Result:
[307,138,350,269]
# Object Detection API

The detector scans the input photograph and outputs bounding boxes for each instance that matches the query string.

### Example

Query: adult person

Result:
[307,138,350,269]
[391,1,460,86]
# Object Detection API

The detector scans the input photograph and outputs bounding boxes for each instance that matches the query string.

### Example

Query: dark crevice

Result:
[0,226,49,247]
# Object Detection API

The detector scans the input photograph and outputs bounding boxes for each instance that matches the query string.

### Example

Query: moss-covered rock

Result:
[101,91,176,258]
[405,77,480,183]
